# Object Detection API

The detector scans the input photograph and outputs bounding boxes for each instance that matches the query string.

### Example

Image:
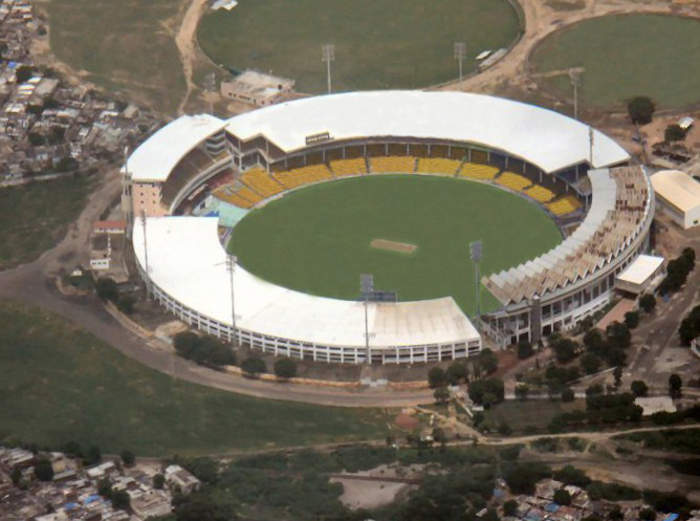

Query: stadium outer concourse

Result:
[124,90,653,364]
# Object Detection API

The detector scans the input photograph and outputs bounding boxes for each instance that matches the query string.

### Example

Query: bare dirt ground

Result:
[370,239,417,254]
[175,0,210,114]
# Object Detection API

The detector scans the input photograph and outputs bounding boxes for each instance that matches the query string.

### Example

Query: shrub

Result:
[120,450,135,467]
[624,311,639,330]
[552,338,578,363]
[554,488,572,506]
[580,353,602,375]
[639,294,656,313]
[34,458,54,481]
[553,465,591,487]
[468,377,504,407]
[446,362,467,385]
[631,380,648,398]
[241,357,266,376]
[517,340,534,359]
[664,124,685,142]
[273,358,297,379]
[428,367,447,388]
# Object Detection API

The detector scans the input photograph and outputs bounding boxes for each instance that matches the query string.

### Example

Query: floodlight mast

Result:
[361,274,374,363]
[568,67,584,120]
[227,254,238,345]
[322,44,335,94]
[469,240,483,319]
[454,42,467,81]
[141,210,150,297]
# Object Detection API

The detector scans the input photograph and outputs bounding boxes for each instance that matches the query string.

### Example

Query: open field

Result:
[484,399,585,432]
[530,14,700,110]
[0,302,390,456]
[229,175,561,315]
[0,175,93,270]
[45,0,186,114]
[198,0,521,93]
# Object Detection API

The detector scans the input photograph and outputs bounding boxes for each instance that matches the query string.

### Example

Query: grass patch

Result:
[484,399,584,432]
[530,14,700,110]
[229,176,561,315]
[615,428,700,455]
[0,175,93,270]
[198,0,521,93]
[45,0,185,114]
[0,301,390,456]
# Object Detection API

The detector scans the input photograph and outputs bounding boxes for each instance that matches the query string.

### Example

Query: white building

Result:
[651,169,700,229]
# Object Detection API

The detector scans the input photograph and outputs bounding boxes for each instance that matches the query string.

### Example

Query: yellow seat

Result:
[416,158,462,175]
[458,162,499,180]
[329,158,367,177]
[525,185,556,203]
[240,167,284,197]
[273,164,332,189]
[370,156,416,173]
[495,172,532,192]
[546,195,582,215]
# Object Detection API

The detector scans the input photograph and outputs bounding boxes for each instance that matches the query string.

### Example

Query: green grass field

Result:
[0,301,390,456]
[45,0,185,114]
[229,175,561,315]
[484,399,584,432]
[530,14,700,110]
[0,175,93,270]
[198,0,521,93]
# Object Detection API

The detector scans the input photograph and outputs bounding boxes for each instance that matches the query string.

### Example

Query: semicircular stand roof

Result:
[224,90,630,173]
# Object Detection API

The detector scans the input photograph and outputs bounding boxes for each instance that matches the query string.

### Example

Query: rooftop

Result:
[651,169,700,212]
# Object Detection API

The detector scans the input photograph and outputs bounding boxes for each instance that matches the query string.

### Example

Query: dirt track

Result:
[175,0,209,114]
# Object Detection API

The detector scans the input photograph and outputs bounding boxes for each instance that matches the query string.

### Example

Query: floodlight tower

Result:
[454,42,467,81]
[140,210,151,297]
[469,240,483,319]
[321,44,335,94]
[226,254,238,345]
[361,274,374,363]
[122,145,133,239]
[568,68,583,120]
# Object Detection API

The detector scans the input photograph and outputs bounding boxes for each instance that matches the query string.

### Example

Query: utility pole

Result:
[469,240,483,319]
[361,274,373,364]
[454,42,467,82]
[322,44,335,94]
[122,145,133,239]
[226,254,238,345]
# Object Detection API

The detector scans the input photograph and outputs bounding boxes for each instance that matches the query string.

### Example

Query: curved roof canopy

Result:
[224,91,630,173]
[126,114,226,182]
[133,216,479,349]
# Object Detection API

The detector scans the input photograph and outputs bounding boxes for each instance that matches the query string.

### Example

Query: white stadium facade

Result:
[124,91,654,364]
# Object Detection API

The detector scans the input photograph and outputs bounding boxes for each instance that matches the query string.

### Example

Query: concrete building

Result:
[651,169,700,229]
[615,254,665,296]
[220,70,294,106]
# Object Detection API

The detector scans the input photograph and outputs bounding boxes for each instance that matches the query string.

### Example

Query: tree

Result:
[498,422,512,436]
[173,492,236,521]
[515,383,529,400]
[428,366,447,388]
[552,338,578,363]
[15,65,33,83]
[111,489,130,510]
[503,499,518,517]
[583,329,606,354]
[98,477,112,498]
[639,508,656,521]
[606,322,631,349]
[631,380,648,397]
[433,386,450,405]
[678,304,700,346]
[468,377,505,406]
[273,358,297,378]
[432,426,447,445]
[669,374,682,399]
[627,96,655,125]
[517,340,534,359]
[120,450,135,467]
[586,383,603,397]
[504,462,552,495]
[153,473,165,489]
[613,366,623,388]
[554,488,572,506]
[664,124,685,142]
[34,458,54,481]
[10,467,21,486]
[478,348,499,374]
[446,362,466,385]
[580,353,602,375]
[96,277,119,302]
[561,387,575,402]
[624,311,639,330]
[241,357,266,376]
[639,294,656,313]
[682,247,696,266]
[553,465,591,488]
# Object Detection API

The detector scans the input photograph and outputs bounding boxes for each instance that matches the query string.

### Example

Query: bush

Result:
[111,489,130,510]
[478,348,499,374]
[669,374,682,398]
[503,462,551,494]
[96,277,119,302]
[631,380,648,398]
[173,332,235,367]
[120,450,135,467]
[678,304,700,346]
[554,488,572,506]
[606,322,631,349]
[273,358,297,379]
[580,353,602,375]
[434,386,450,405]
[624,311,639,330]
[561,387,575,402]
[553,465,591,487]
[517,340,534,359]
[639,294,656,313]
[627,96,655,125]
[153,473,165,489]
[241,357,266,376]
[428,367,447,388]
[586,480,640,501]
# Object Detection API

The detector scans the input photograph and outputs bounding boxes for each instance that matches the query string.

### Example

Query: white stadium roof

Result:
[133,216,479,349]
[651,169,700,213]
[126,114,226,182]
[224,91,630,173]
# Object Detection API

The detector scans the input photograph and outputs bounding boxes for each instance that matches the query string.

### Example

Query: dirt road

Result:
[175,0,210,114]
